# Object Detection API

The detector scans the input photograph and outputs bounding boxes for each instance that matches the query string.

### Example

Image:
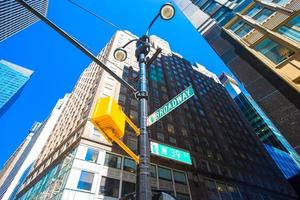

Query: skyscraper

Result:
[0,60,33,115]
[220,73,300,179]
[16,31,296,200]
[175,0,300,154]
[0,0,49,42]
[0,94,69,200]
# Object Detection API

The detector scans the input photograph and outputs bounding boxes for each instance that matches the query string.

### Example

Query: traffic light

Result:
[91,97,126,140]
[91,96,140,163]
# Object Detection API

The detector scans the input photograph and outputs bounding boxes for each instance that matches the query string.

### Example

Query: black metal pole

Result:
[135,36,151,200]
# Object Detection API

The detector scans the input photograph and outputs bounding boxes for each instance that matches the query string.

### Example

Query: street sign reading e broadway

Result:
[147,86,194,126]
[150,141,192,165]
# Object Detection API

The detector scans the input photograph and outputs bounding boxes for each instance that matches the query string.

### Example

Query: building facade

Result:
[0,94,69,200]
[16,31,297,200]
[175,0,300,154]
[0,0,48,42]
[264,144,300,179]
[220,73,300,179]
[0,59,33,115]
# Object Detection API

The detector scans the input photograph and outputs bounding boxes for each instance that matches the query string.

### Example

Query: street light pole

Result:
[114,4,175,199]
[135,35,151,200]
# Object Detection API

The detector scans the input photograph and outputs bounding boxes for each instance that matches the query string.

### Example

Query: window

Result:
[85,148,99,163]
[127,138,137,153]
[99,177,120,198]
[176,193,190,200]
[246,4,274,23]
[203,1,221,15]
[213,7,228,23]
[205,179,219,200]
[173,171,187,184]
[230,20,253,38]
[196,0,208,8]
[157,132,165,141]
[130,110,138,121]
[122,181,135,196]
[264,0,290,6]
[77,171,94,191]
[169,137,177,144]
[150,164,157,178]
[246,4,262,18]
[253,8,274,23]
[104,153,122,169]
[278,15,300,43]
[167,124,175,134]
[123,158,136,173]
[216,182,231,200]
[255,38,294,64]
[158,167,172,181]
[181,128,188,136]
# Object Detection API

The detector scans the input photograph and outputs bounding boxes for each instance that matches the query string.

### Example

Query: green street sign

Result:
[147,86,194,126]
[150,141,192,165]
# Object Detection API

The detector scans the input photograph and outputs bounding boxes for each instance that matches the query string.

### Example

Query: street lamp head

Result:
[160,3,175,20]
[114,48,127,62]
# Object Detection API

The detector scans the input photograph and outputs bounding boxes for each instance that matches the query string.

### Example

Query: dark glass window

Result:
[99,177,120,198]
[205,179,219,200]
[158,167,172,181]
[278,14,300,43]
[176,193,190,200]
[253,8,274,23]
[104,153,122,169]
[123,158,137,173]
[246,4,274,23]
[203,2,221,15]
[85,148,99,163]
[173,171,187,184]
[121,181,135,196]
[216,182,231,200]
[255,38,294,64]
[230,20,253,38]
[150,164,157,178]
[77,171,94,191]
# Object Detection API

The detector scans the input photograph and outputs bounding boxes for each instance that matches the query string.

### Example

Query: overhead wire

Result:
[67,0,157,50]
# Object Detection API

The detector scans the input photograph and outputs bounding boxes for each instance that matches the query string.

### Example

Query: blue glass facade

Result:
[220,73,300,178]
[234,93,300,178]
[264,144,300,179]
[0,60,33,115]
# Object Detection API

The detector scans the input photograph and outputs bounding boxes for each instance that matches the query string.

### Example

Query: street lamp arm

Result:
[15,0,137,93]
[122,38,140,48]
[145,13,160,36]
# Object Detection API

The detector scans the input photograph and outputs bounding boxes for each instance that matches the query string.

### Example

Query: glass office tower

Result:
[175,0,300,154]
[0,0,48,42]
[0,60,33,115]
[220,73,300,179]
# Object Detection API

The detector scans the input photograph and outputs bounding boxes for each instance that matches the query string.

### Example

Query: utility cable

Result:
[67,0,157,50]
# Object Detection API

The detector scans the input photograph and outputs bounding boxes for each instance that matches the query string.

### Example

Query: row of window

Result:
[84,149,187,184]
[78,149,189,198]
[230,6,299,65]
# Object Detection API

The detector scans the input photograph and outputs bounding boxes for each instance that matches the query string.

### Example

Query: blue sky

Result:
[0,0,237,167]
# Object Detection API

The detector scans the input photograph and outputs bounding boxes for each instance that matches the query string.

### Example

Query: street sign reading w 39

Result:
[147,86,195,126]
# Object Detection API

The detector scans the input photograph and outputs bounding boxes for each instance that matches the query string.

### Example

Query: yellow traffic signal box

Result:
[91,96,140,164]
[91,97,126,139]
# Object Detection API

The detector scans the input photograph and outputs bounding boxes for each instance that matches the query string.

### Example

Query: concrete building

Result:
[220,73,300,179]
[0,0,48,42]
[175,0,300,154]
[16,31,297,200]
[0,60,33,116]
[0,94,69,200]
